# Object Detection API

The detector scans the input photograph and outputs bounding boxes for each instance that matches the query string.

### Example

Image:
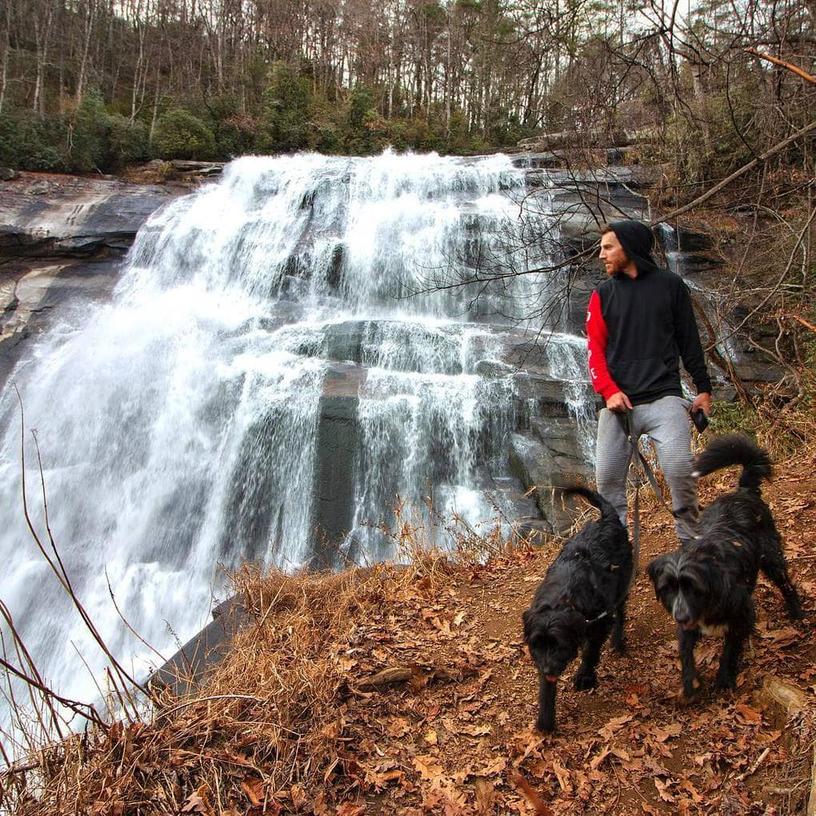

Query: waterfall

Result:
[0,151,595,738]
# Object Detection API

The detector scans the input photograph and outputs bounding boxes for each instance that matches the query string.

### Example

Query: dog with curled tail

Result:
[523,486,632,732]
[648,434,804,699]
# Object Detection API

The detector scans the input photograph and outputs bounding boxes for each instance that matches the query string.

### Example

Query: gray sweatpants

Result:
[595,395,698,543]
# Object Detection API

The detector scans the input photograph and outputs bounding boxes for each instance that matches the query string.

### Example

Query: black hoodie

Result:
[585,221,712,405]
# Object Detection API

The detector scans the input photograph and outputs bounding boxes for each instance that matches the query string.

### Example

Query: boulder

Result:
[150,595,248,696]
[511,153,565,170]
[322,320,366,364]
[512,372,572,417]
[508,431,594,532]
[169,160,225,177]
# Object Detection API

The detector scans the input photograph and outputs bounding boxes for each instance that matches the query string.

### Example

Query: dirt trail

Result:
[335,450,816,815]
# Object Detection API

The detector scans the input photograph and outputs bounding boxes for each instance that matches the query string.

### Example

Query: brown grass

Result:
[0,498,542,814]
[2,410,815,814]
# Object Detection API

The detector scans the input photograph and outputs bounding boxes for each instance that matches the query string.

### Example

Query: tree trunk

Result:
[75,0,98,103]
[0,0,10,115]
[33,3,54,114]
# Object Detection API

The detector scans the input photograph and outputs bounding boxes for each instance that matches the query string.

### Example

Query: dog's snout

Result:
[672,594,694,627]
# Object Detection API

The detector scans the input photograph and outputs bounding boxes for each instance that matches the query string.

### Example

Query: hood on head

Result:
[607,219,660,276]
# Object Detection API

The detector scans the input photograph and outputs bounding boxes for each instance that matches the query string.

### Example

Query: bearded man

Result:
[585,220,713,544]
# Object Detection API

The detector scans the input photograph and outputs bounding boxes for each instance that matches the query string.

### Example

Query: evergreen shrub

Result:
[108,115,151,168]
[0,110,65,170]
[259,63,311,152]
[153,109,216,160]
[70,91,111,172]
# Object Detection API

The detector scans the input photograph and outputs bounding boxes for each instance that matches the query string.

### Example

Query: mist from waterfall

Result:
[0,151,595,743]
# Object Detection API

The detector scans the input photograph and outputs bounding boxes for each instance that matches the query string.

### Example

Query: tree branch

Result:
[745,48,816,85]
[657,119,816,222]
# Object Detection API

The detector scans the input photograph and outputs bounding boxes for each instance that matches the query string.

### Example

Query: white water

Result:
[0,151,594,745]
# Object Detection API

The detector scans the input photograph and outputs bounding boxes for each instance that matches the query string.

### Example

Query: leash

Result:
[620,411,700,563]
[621,410,643,575]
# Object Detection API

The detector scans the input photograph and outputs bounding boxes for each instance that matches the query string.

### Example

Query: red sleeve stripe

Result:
[586,290,620,401]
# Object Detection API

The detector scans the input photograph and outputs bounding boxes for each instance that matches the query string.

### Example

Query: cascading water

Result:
[0,151,596,742]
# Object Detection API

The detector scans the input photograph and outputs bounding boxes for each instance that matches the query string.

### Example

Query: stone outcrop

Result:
[312,364,365,565]
[0,172,176,256]
[150,595,248,696]
[516,127,659,153]
[0,172,183,387]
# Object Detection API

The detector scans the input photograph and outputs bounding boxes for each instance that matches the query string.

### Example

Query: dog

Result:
[647,434,804,699]
[523,486,632,732]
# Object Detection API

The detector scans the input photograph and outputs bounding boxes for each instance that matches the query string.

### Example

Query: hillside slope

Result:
[5,446,816,816]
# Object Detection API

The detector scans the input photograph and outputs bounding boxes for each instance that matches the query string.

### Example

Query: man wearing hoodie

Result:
[585,220,712,543]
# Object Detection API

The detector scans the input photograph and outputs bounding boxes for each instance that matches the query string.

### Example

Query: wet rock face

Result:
[0,256,122,388]
[0,173,185,388]
[0,173,176,257]
[312,364,365,565]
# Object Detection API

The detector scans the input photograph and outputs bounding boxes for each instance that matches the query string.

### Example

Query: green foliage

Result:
[203,95,258,158]
[70,91,112,172]
[107,115,152,168]
[153,108,216,160]
[341,85,386,154]
[485,108,529,148]
[711,400,759,439]
[417,1,447,26]
[259,62,311,153]
[347,85,376,130]
[662,67,757,183]
[304,92,344,152]
[0,110,65,171]
[0,98,152,173]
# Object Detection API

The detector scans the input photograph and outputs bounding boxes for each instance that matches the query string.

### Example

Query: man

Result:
[585,220,712,543]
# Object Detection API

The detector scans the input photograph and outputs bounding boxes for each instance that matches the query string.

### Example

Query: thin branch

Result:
[745,48,816,85]
[657,120,816,222]
[0,654,107,730]
[13,387,154,702]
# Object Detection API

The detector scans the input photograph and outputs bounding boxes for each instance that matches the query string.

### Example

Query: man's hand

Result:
[691,392,712,417]
[606,391,633,413]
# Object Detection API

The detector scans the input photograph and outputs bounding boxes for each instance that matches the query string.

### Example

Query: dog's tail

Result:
[692,434,772,491]
[563,486,620,523]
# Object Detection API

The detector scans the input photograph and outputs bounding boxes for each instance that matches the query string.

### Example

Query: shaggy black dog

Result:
[648,434,804,699]
[523,486,632,732]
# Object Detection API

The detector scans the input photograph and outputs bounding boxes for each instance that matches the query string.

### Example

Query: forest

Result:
[0,0,812,183]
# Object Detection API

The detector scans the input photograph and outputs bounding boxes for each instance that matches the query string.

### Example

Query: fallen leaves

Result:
[734,703,763,725]
[17,464,816,816]
[598,713,633,741]
[756,624,801,647]
[240,778,265,807]
[510,770,555,816]
[412,753,445,783]
[181,788,211,814]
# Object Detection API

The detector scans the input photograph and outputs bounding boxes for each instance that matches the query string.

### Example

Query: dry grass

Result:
[3,563,397,813]
[1,409,815,814]
[0,501,542,815]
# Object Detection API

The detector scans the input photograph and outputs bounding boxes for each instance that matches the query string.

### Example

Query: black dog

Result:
[523,486,632,732]
[648,434,804,698]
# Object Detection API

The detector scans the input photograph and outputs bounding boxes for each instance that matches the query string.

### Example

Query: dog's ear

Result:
[647,553,671,585]
[522,609,533,641]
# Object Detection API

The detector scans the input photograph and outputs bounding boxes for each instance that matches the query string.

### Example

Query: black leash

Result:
[620,410,700,575]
